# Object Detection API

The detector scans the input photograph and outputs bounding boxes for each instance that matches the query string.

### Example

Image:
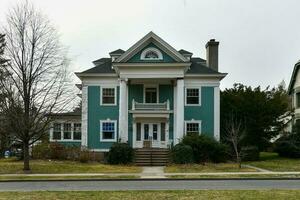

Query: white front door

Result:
[141,123,160,148]
[134,122,169,148]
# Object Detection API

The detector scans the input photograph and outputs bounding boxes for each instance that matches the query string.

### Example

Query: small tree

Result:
[1,2,74,171]
[223,113,245,168]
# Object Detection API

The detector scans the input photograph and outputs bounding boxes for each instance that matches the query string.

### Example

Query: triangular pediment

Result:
[115,31,189,63]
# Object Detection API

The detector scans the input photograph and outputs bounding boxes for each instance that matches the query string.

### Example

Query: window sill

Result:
[185,104,201,106]
[100,139,117,142]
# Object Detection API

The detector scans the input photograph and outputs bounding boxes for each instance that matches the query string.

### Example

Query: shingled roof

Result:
[179,49,193,55]
[186,57,221,74]
[82,58,115,74]
[79,56,221,75]
[109,49,125,55]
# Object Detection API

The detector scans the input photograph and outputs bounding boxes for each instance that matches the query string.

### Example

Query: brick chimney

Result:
[205,39,219,72]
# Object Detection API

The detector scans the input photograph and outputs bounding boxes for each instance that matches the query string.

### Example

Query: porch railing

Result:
[132,99,170,111]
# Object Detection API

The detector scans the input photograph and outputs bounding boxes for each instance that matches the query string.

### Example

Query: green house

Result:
[49,32,227,152]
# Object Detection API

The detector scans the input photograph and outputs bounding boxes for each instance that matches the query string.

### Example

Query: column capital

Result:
[119,78,128,83]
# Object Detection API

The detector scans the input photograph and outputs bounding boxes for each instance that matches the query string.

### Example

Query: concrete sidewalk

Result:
[1,170,300,178]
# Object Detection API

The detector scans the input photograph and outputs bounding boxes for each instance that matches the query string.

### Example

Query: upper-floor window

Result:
[145,87,158,103]
[140,47,163,60]
[101,87,116,105]
[185,88,201,106]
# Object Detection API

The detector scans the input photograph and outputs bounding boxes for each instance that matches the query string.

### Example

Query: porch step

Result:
[134,148,170,166]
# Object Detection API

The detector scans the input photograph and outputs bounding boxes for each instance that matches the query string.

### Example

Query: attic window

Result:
[140,47,163,60]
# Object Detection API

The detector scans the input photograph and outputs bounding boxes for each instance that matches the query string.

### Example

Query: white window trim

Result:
[143,84,159,103]
[100,120,118,142]
[140,47,163,60]
[100,86,117,106]
[185,87,201,106]
[50,121,82,142]
[184,120,202,135]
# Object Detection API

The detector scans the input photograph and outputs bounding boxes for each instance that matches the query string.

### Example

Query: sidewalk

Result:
[1,166,300,178]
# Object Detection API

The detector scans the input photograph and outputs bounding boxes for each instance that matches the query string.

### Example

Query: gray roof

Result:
[80,57,220,75]
[109,49,125,55]
[179,49,193,55]
[186,57,221,74]
[83,58,115,74]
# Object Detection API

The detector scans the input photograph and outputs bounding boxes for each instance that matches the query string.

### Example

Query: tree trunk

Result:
[237,156,242,169]
[23,141,30,172]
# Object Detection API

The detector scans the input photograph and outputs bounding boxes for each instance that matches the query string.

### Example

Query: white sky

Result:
[1,0,300,89]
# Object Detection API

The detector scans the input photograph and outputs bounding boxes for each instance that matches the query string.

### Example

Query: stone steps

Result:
[135,148,170,166]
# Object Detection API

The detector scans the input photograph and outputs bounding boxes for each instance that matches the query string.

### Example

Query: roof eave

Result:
[185,73,228,80]
[75,72,117,79]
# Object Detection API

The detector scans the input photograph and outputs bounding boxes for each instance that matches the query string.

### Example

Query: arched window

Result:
[140,47,163,60]
[145,50,159,59]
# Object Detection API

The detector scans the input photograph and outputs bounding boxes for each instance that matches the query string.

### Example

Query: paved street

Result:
[1,180,300,191]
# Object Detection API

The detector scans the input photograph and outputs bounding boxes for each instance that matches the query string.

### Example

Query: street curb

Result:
[1,177,300,182]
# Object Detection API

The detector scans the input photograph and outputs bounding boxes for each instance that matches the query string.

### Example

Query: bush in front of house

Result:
[32,142,91,161]
[181,133,229,163]
[172,144,194,164]
[107,143,134,165]
[274,135,300,158]
[241,146,260,161]
[32,142,51,159]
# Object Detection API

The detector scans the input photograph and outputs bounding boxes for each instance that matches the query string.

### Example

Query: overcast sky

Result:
[1,0,300,89]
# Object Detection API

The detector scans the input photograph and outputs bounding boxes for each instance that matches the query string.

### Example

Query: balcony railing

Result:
[132,99,170,111]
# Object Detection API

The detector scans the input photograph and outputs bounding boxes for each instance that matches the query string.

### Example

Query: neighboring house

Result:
[288,60,300,128]
[49,109,82,146]
[50,31,227,152]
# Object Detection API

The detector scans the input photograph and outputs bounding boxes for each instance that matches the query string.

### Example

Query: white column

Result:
[81,85,88,147]
[175,78,184,144]
[214,86,220,141]
[119,79,128,142]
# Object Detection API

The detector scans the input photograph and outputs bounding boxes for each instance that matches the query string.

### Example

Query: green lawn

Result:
[246,152,300,172]
[0,158,141,174]
[0,190,300,200]
[165,163,257,173]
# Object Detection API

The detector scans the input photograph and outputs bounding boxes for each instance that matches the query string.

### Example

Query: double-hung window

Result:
[63,123,72,140]
[185,121,201,135]
[101,87,116,105]
[73,123,81,140]
[100,120,117,142]
[185,88,201,105]
[53,123,61,140]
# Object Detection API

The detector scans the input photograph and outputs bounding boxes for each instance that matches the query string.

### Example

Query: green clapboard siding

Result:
[127,43,175,63]
[57,141,81,147]
[159,85,174,140]
[128,84,144,146]
[184,87,214,138]
[87,86,119,150]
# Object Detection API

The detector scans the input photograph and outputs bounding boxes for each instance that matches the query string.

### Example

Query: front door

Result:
[134,122,168,148]
[142,123,160,148]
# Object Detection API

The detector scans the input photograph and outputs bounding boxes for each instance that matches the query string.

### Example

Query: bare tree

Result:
[224,114,246,168]
[0,1,74,171]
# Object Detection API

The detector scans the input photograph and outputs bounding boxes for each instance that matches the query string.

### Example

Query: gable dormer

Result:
[127,43,175,63]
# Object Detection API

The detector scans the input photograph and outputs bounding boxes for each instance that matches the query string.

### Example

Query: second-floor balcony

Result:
[131,99,170,111]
